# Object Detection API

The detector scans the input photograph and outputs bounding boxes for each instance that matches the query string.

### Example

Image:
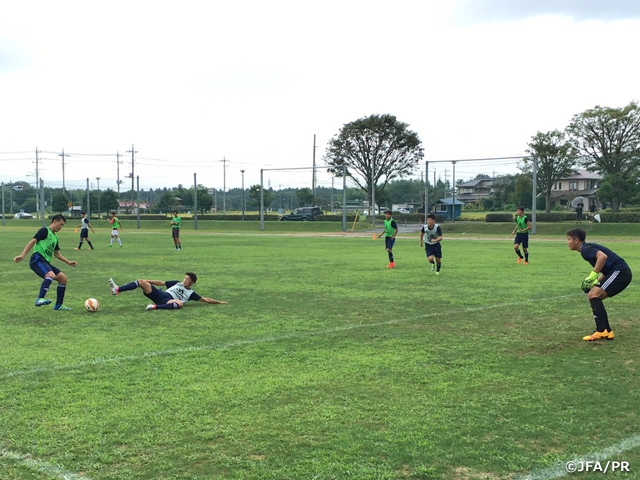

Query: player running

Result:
[420,213,443,275]
[511,206,531,264]
[75,211,95,250]
[108,211,123,247]
[108,272,226,310]
[13,214,76,310]
[377,210,398,268]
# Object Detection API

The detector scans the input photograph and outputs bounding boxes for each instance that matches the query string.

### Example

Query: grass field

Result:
[1,222,639,479]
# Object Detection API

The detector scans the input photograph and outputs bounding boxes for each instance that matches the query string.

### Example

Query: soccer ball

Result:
[84,298,100,312]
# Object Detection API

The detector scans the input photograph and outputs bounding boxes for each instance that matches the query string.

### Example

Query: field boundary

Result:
[0,446,91,480]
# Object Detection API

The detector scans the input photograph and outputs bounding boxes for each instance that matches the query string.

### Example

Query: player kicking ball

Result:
[566,228,632,341]
[109,272,226,310]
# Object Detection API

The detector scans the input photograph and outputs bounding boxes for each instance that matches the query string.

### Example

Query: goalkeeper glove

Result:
[581,271,600,293]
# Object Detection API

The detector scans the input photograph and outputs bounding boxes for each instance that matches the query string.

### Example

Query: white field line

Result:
[0,446,91,479]
[517,434,640,480]
[2,294,577,380]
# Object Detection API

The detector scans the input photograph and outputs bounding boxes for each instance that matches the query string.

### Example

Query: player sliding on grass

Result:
[109,272,226,310]
[566,228,632,342]
[13,214,76,311]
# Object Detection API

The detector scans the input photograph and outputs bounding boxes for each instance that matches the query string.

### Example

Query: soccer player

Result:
[13,214,77,310]
[74,211,95,250]
[171,210,182,250]
[420,213,443,275]
[566,228,632,341]
[108,272,227,311]
[510,206,531,264]
[377,210,398,268]
[108,211,123,247]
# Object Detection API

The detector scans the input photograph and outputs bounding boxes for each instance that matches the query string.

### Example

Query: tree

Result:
[566,102,640,212]
[248,185,275,210]
[51,191,69,213]
[157,191,177,212]
[523,130,576,213]
[101,189,120,213]
[195,185,214,213]
[597,172,639,209]
[324,114,423,206]
[296,188,315,207]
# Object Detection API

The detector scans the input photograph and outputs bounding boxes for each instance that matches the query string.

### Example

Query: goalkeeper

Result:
[566,228,632,341]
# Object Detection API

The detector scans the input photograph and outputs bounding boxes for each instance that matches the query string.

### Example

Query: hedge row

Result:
[486,212,640,223]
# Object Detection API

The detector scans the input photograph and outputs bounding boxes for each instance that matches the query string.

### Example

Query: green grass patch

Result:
[1,225,639,479]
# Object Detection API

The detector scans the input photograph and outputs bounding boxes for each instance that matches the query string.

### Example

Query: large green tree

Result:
[100,189,120,213]
[523,130,576,213]
[566,102,640,212]
[51,191,70,213]
[248,185,275,211]
[324,114,423,207]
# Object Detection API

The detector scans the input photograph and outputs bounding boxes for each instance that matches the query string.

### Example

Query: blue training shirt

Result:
[580,242,630,275]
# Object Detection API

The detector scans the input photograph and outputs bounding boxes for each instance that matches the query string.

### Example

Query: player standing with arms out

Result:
[13,214,77,310]
[377,210,398,268]
[511,206,531,264]
[171,210,182,250]
[420,213,443,275]
[108,211,123,247]
[74,211,95,250]
[566,228,632,341]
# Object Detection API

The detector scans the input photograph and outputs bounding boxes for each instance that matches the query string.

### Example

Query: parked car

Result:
[13,212,33,219]
[279,207,323,221]
[396,208,411,214]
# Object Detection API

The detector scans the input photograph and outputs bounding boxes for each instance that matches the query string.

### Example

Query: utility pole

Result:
[35,147,41,219]
[219,156,229,213]
[126,145,137,213]
[58,148,70,193]
[240,169,245,220]
[312,134,317,201]
[116,151,123,195]
[96,177,101,218]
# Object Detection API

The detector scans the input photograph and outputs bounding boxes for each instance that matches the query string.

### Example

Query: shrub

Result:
[485,213,513,222]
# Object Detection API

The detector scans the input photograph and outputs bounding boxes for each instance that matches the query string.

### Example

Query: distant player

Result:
[74,211,95,250]
[510,206,531,264]
[108,211,123,247]
[377,210,398,268]
[13,214,76,310]
[108,272,226,311]
[566,228,632,341]
[420,213,443,275]
[171,210,182,250]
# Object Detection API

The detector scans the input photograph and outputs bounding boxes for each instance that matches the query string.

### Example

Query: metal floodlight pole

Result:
[452,161,457,222]
[342,163,347,232]
[40,179,45,227]
[194,172,198,230]
[1,182,5,226]
[371,167,376,228]
[425,161,429,220]
[96,177,101,219]
[240,170,245,221]
[532,155,537,234]
[86,178,91,217]
[260,169,265,231]
[136,176,141,229]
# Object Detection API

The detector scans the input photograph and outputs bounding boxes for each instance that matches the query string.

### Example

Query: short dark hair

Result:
[51,214,66,223]
[566,228,586,242]
[384,210,392,215]
[427,213,436,220]
[81,211,86,215]
[111,211,116,215]
[172,210,178,215]
[517,206,525,212]
[185,272,197,284]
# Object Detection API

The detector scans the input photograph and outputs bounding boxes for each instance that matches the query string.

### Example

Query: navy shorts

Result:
[425,243,442,259]
[144,285,173,305]
[172,228,180,239]
[29,253,61,279]
[385,237,395,250]
[600,269,632,298]
[514,233,529,248]
[80,229,89,238]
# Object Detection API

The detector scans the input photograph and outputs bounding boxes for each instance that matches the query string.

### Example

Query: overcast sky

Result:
[1,0,639,193]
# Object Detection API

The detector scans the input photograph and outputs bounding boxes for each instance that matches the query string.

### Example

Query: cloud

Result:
[454,0,640,23]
